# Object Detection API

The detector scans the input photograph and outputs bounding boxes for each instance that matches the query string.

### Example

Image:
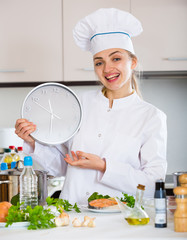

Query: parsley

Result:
[88,192,111,202]
[5,202,56,230]
[46,197,81,213]
[120,193,135,208]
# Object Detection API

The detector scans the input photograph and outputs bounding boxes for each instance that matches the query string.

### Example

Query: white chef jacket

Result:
[24,89,167,205]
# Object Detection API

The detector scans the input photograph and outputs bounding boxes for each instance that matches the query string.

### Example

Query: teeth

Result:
[106,74,119,80]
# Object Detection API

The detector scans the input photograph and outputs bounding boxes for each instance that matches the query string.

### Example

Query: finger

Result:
[71,151,79,161]
[76,151,91,159]
[15,118,28,129]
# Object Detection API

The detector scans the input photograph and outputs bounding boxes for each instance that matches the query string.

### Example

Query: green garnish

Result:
[5,202,56,230]
[120,193,135,208]
[5,197,80,230]
[46,197,81,213]
[88,192,111,202]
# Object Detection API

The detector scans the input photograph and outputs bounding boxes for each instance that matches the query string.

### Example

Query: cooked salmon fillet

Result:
[88,198,118,209]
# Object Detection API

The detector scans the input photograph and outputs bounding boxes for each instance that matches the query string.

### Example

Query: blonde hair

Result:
[127,51,142,98]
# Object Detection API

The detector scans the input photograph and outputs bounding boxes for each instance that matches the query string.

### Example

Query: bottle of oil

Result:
[125,184,150,225]
[154,179,167,228]
[1,148,12,169]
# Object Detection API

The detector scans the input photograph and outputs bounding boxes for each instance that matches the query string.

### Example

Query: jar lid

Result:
[4,148,11,153]
[9,146,15,150]
[17,147,23,151]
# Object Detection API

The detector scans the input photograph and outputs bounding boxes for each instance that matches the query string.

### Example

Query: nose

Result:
[103,61,114,73]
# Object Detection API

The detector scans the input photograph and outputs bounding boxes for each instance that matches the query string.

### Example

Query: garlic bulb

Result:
[72,218,82,227]
[55,212,70,227]
[87,218,96,228]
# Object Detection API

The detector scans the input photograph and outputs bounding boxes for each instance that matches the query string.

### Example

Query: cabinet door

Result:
[63,0,130,82]
[131,0,187,71]
[0,0,62,83]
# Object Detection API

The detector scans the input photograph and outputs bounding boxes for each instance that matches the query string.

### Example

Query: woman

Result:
[15,8,167,205]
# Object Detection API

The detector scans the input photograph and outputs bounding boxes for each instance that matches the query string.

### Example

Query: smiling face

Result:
[93,48,137,99]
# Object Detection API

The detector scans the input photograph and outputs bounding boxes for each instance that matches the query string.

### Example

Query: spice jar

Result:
[173,174,187,232]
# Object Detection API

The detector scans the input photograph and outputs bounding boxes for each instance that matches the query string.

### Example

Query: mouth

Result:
[105,73,120,82]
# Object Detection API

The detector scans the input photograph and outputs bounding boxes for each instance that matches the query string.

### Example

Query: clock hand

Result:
[48,99,62,120]
[33,99,61,119]
[49,114,54,135]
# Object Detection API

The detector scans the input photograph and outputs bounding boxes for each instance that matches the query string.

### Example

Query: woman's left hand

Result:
[64,151,106,173]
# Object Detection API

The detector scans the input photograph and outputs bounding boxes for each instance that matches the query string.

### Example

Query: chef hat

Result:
[73,8,143,55]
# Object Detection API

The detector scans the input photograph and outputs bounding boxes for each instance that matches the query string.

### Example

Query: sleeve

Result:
[23,141,68,177]
[97,110,167,198]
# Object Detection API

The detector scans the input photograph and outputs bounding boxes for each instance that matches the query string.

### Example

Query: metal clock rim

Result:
[21,82,83,145]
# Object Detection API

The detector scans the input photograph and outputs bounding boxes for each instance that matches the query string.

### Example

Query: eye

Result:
[113,57,121,62]
[95,61,103,67]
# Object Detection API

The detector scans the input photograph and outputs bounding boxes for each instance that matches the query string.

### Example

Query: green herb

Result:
[5,202,28,226]
[120,193,135,208]
[5,202,56,230]
[88,192,111,202]
[26,205,56,230]
[46,197,81,213]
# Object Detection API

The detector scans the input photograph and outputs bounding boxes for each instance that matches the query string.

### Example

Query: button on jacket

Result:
[24,89,167,205]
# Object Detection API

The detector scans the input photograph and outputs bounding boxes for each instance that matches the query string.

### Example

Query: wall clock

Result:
[21,82,82,145]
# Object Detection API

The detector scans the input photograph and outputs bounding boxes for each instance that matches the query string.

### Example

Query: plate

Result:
[81,205,121,213]
[0,221,30,228]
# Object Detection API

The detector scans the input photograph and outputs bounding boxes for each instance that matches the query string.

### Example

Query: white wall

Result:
[0,78,186,174]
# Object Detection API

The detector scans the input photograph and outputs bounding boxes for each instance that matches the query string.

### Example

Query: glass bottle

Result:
[1,148,12,169]
[20,156,38,209]
[125,184,149,225]
[154,179,167,228]
[16,146,25,168]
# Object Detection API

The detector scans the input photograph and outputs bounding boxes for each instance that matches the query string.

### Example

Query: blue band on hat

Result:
[90,31,131,41]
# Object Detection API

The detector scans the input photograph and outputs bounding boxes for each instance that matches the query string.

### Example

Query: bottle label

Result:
[155,199,167,224]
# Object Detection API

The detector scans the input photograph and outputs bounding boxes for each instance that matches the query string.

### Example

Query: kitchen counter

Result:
[1,208,187,240]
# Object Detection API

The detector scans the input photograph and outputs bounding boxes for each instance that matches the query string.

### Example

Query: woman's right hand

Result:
[15,119,36,147]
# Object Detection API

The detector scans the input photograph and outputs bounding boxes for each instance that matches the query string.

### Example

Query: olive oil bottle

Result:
[125,184,149,225]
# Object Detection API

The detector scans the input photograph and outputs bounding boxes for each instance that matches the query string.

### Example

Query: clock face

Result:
[21,82,82,145]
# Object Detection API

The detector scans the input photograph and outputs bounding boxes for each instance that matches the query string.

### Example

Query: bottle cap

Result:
[155,179,165,190]
[137,184,145,190]
[11,161,16,169]
[1,162,8,170]
[9,146,15,150]
[4,148,11,153]
[17,147,23,151]
[24,156,33,166]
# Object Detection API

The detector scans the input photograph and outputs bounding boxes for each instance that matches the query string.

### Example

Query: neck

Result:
[103,86,134,108]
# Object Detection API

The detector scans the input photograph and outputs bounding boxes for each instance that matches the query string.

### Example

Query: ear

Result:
[131,57,137,70]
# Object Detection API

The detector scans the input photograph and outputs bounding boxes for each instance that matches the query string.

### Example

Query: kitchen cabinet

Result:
[131,0,187,71]
[0,0,63,83]
[62,0,130,82]
[63,0,187,82]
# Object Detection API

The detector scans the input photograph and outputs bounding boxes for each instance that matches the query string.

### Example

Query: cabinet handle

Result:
[164,58,187,61]
[0,69,25,73]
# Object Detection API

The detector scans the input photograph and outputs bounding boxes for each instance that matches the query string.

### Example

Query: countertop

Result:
[1,207,187,240]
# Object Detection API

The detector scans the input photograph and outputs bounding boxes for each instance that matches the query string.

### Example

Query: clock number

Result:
[41,89,47,95]
[53,87,60,93]
[32,97,39,102]
[25,105,31,112]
